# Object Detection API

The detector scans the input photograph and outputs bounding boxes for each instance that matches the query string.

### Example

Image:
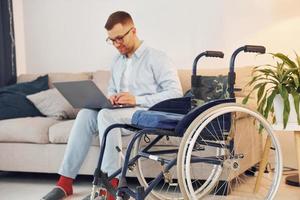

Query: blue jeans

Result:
[58,108,141,179]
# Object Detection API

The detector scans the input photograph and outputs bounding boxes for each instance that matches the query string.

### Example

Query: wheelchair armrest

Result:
[149,97,192,114]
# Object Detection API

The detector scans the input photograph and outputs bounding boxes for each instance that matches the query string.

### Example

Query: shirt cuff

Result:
[135,96,146,106]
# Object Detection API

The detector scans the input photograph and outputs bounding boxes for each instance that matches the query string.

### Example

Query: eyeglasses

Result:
[106,27,134,45]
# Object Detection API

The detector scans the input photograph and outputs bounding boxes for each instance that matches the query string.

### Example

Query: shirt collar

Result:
[122,41,146,59]
[133,41,146,58]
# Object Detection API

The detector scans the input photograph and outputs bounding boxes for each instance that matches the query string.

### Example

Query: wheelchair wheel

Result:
[177,103,282,200]
[133,135,184,200]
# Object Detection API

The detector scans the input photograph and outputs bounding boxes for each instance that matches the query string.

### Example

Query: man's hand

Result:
[108,95,118,105]
[114,92,136,105]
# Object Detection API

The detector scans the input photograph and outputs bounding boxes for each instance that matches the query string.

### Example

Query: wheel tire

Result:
[177,103,282,200]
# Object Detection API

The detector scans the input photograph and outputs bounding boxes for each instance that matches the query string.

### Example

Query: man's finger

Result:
[116,92,129,101]
[116,97,128,104]
[109,95,118,105]
[117,100,127,104]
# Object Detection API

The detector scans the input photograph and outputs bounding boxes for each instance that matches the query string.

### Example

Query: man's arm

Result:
[135,52,183,107]
[107,77,117,97]
[107,55,119,103]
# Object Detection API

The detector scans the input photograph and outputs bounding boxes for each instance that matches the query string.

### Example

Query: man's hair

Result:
[105,11,134,30]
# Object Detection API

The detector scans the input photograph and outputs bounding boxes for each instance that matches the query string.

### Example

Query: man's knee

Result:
[97,109,113,123]
[76,109,97,123]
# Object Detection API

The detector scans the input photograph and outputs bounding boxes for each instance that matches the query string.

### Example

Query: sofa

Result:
[0,67,259,179]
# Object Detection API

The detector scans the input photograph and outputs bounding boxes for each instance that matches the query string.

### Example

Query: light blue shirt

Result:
[107,42,183,108]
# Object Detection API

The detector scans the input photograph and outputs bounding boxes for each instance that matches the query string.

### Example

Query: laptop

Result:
[53,80,137,109]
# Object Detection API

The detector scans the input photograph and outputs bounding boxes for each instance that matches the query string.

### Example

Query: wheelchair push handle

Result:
[244,45,266,54]
[206,51,224,58]
[192,51,224,75]
[228,45,266,98]
[229,45,266,73]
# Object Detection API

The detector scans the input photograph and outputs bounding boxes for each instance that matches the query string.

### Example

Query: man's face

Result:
[107,23,135,55]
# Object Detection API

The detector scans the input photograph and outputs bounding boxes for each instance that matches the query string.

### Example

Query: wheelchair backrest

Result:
[191,74,229,102]
[188,51,235,105]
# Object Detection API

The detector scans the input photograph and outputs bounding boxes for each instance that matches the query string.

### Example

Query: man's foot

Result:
[41,187,67,200]
[56,176,73,195]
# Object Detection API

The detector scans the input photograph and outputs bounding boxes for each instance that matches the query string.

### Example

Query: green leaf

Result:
[242,94,251,104]
[264,90,277,119]
[283,68,297,78]
[280,87,290,128]
[278,83,283,94]
[246,75,261,87]
[256,69,277,79]
[291,90,300,124]
[258,93,267,115]
[295,52,300,68]
[244,82,269,100]
[257,83,266,104]
[291,73,300,88]
[272,53,298,69]
[295,52,300,71]
[294,52,300,79]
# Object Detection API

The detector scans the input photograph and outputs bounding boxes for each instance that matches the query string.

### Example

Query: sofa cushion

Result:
[17,72,92,88]
[48,120,73,144]
[0,117,58,143]
[48,120,99,146]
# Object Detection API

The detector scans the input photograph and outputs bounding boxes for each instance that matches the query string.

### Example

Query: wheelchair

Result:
[85,45,282,200]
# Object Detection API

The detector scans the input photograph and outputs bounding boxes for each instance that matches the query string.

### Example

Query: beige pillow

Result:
[27,88,77,120]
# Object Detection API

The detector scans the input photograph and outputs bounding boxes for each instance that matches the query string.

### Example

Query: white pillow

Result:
[27,88,77,120]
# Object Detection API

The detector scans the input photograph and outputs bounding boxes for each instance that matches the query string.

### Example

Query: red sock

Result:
[99,189,107,198]
[107,178,119,200]
[56,175,74,196]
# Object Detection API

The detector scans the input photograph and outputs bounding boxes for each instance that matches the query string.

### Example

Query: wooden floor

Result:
[0,171,299,199]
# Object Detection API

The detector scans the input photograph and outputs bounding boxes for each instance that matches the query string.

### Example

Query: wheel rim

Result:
[177,103,282,200]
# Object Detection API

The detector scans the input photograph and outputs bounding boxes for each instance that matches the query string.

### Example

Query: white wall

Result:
[13,0,300,74]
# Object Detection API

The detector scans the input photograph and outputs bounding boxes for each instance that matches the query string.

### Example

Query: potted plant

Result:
[243,52,300,128]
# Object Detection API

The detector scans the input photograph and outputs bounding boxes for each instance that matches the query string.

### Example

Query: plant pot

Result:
[273,94,299,129]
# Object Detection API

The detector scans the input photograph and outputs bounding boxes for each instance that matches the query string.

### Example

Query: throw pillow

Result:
[0,75,49,120]
[0,75,49,95]
[0,91,44,120]
[27,88,77,120]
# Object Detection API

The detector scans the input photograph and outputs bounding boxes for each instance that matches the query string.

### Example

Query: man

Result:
[42,11,182,200]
